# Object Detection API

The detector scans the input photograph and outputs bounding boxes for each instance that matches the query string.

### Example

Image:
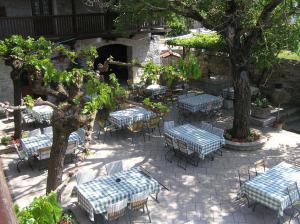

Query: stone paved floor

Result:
[1,107,300,224]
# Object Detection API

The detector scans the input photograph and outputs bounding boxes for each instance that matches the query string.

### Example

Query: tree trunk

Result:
[46,127,70,194]
[12,73,22,139]
[231,64,251,139]
[83,111,97,150]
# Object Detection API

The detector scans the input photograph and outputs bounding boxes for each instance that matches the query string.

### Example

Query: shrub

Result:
[1,136,10,145]
[253,95,271,108]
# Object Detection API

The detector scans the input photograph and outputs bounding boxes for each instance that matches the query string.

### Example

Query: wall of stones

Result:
[195,51,300,105]
[74,34,161,82]
[0,61,13,103]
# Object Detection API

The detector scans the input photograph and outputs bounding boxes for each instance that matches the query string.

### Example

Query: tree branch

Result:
[35,98,58,110]
[245,0,284,50]
[0,102,26,111]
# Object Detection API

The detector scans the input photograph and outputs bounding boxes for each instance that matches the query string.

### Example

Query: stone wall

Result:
[0,61,13,103]
[74,34,161,82]
[195,51,300,105]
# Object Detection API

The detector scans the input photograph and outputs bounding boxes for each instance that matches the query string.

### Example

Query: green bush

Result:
[166,14,190,37]
[15,192,62,224]
[166,33,227,52]
[178,53,202,81]
[1,136,10,145]
[253,95,271,108]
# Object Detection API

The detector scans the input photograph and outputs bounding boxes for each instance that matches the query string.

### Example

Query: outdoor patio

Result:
[1,107,300,224]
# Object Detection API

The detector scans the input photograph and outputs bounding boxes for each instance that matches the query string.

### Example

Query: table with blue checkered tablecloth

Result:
[178,94,223,113]
[76,167,160,216]
[146,84,167,97]
[20,132,80,156]
[165,124,225,159]
[31,105,53,123]
[108,107,155,128]
[241,162,300,217]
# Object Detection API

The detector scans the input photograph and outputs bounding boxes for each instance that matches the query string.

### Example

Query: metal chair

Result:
[211,127,224,138]
[163,121,174,132]
[76,168,97,185]
[200,122,213,132]
[176,139,199,170]
[128,191,151,223]
[14,144,33,172]
[38,147,51,170]
[164,133,175,163]
[43,126,52,135]
[127,121,145,144]
[97,120,119,143]
[145,116,161,139]
[105,160,124,176]
[28,128,42,137]
[66,141,77,162]
[254,159,266,176]
[286,182,300,223]
[105,199,129,223]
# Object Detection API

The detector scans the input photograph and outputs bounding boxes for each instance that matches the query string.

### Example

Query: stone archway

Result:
[95,44,132,85]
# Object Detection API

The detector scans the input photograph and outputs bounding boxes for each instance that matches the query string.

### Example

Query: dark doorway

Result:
[95,44,129,85]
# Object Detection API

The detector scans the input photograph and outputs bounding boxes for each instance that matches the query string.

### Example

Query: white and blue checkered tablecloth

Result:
[178,94,223,113]
[165,124,225,159]
[146,84,167,97]
[76,167,160,215]
[21,132,80,156]
[31,106,53,123]
[241,162,300,217]
[109,107,155,128]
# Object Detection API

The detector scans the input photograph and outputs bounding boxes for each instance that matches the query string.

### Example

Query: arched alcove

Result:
[95,44,132,85]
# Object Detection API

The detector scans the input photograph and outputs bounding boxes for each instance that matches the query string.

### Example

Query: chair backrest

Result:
[176,139,188,154]
[254,159,266,175]
[76,168,97,185]
[28,128,41,137]
[212,127,224,138]
[164,133,174,148]
[287,182,300,205]
[200,122,212,132]
[14,144,27,160]
[43,126,53,135]
[128,121,143,132]
[66,141,77,155]
[129,191,149,210]
[76,128,85,145]
[105,160,123,176]
[164,121,174,131]
[39,147,51,160]
[107,199,128,221]
[238,166,251,187]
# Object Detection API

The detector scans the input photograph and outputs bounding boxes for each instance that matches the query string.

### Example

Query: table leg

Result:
[94,213,105,224]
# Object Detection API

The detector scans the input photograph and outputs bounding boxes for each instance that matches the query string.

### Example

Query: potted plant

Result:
[251,95,272,119]
[1,136,11,146]
[272,88,291,129]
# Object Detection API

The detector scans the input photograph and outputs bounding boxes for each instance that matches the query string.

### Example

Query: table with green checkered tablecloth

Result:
[241,162,300,217]
[76,167,160,217]
[165,124,225,159]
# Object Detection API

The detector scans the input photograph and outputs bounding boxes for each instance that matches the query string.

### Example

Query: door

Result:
[31,0,54,36]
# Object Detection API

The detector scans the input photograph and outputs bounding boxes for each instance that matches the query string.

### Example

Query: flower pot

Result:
[251,106,271,119]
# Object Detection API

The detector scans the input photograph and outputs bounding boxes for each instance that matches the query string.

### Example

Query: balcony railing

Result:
[0,13,166,40]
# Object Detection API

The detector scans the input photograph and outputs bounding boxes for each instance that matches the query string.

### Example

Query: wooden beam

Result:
[0,159,18,224]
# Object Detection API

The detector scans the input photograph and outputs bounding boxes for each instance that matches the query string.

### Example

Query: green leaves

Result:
[15,192,62,224]
[23,95,35,110]
[178,53,202,81]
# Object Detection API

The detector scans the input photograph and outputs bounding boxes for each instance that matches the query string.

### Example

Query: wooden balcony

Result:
[0,13,166,41]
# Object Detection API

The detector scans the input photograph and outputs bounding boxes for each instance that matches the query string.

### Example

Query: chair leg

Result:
[145,203,151,223]
[27,160,33,170]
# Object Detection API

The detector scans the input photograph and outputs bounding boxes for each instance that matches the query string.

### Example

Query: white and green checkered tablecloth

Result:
[109,107,155,128]
[165,124,225,159]
[178,94,223,113]
[241,162,300,217]
[31,105,53,123]
[146,84,167,97]
[21,132,80,156]
[76,167,160,215]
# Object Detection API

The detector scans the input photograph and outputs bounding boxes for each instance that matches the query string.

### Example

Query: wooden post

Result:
[0,159,18,224]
